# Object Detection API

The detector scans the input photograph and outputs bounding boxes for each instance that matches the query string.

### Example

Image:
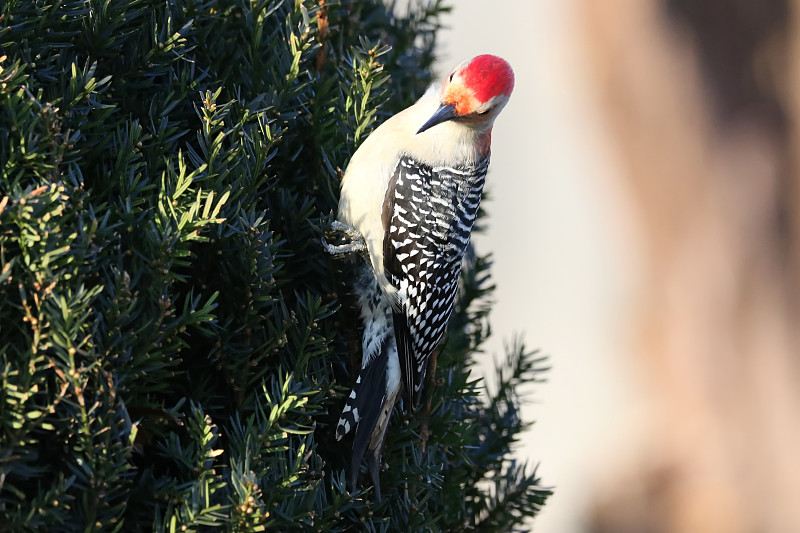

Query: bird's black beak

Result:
[417,104,458,134]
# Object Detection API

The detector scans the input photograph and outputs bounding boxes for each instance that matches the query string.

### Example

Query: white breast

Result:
[337,85,486,300]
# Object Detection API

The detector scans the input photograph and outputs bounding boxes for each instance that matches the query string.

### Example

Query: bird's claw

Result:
[322,221,367,255]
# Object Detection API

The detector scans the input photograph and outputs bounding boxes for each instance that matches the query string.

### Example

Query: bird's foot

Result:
[322,220,366,255]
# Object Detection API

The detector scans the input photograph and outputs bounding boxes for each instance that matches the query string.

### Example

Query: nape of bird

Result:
[324,54,515,501]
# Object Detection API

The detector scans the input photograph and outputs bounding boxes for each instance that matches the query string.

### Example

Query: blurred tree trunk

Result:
[579,0,800,531]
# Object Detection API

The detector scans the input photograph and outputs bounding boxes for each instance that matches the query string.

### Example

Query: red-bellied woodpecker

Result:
[324,54,514,500]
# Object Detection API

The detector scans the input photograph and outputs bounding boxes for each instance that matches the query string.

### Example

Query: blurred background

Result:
[437,0,800,531]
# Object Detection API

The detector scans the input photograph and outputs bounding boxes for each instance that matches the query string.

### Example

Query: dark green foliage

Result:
[0,0,550,530]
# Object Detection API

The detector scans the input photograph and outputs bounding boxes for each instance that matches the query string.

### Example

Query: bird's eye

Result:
[449,72,455,82]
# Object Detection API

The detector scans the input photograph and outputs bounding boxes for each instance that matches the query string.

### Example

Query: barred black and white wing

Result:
[382,155,489,409]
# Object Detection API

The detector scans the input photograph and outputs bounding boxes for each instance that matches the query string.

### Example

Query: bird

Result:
[323,54,514,500]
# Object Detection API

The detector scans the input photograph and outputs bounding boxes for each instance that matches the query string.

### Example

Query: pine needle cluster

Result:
[0,1,550,530]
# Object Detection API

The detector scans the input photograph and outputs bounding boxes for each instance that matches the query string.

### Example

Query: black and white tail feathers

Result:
[336,265,401,500]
